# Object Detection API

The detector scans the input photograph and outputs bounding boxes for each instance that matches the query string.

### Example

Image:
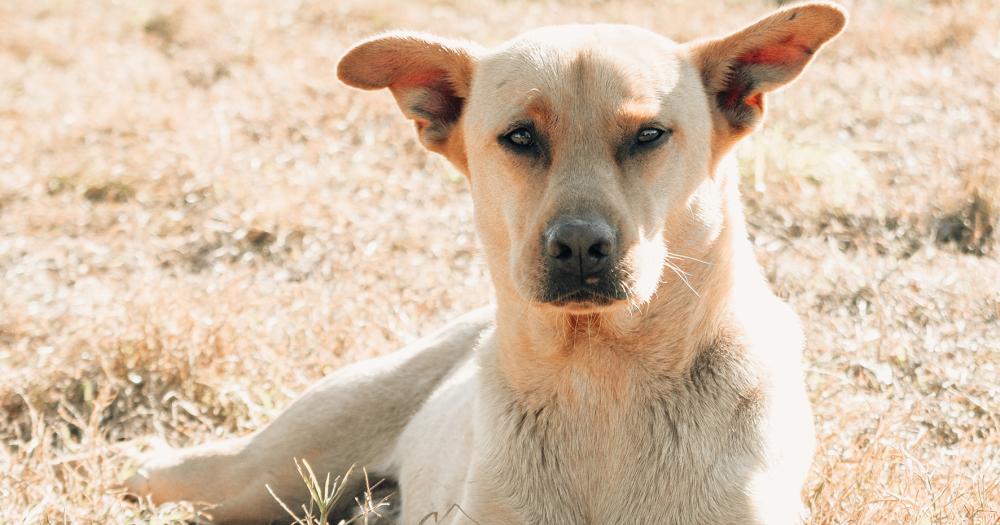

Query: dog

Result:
[124,3,846,523]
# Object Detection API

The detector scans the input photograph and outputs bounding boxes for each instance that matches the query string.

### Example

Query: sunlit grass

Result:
[1,0,998,523]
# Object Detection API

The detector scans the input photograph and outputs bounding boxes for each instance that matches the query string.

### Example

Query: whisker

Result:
[616,267,645,316]
[665,252,713,267]
[663,259,700,298]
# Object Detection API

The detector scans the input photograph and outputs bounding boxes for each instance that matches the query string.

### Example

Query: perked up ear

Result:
[689,2,846,138]
[337,32,480,172]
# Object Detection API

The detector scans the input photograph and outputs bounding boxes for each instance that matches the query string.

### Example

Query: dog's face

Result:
[338,4,845,314]
[462,26,712,312]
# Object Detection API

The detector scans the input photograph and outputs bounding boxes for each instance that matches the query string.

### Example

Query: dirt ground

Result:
[1,0,998,523]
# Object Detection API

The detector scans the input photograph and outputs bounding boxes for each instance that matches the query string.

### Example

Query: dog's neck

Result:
[489,158,765,407]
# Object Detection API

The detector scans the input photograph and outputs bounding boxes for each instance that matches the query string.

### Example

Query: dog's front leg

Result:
[124,306,495,524]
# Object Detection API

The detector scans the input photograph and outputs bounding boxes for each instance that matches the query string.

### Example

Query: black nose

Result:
[544,217,616,275]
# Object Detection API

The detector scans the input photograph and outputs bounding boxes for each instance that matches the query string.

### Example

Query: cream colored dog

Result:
[125,4,846,523]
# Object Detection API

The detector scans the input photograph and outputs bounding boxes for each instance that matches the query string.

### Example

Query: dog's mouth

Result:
[545,290,624,314]
[550,288,616,306]
[538,270,629,312]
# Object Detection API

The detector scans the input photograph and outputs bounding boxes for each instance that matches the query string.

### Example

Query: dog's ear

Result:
[689,2,846,139]
[338,32,480,172]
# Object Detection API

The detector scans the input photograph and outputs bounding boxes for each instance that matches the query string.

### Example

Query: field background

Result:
[1,0,998,523]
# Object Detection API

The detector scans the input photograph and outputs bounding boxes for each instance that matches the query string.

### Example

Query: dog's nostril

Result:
[547,240,573,261]
[588,240,611,259]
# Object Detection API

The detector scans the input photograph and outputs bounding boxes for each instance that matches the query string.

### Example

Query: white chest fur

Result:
[469,343,774,525]
[396,334,813,525]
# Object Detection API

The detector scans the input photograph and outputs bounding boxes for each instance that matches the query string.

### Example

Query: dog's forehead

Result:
[510,23,676,47]
[470,25,686,125]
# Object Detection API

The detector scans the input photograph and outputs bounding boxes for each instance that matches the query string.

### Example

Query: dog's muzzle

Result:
[540,216,627,306]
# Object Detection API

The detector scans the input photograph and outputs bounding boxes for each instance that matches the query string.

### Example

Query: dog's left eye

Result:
[636,128,669,145]
[507,128,534,147]
[502,128,535,149]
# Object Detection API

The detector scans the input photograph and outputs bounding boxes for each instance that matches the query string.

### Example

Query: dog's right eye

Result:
[500,127,537,152]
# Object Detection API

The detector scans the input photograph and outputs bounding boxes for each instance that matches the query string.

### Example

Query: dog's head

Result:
[338,4,845,315]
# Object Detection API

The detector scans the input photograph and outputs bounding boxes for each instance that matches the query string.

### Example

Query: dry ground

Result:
[1,0,998,523]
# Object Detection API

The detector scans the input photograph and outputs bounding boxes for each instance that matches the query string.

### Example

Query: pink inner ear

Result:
[738,35,813,66]
[722,81,746,110]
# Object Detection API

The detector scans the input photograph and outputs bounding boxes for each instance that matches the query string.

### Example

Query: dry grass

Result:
[1,0,997,523]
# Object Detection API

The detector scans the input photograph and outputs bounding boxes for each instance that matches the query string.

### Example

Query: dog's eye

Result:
[503,128,535,149]
[636,128,669,145]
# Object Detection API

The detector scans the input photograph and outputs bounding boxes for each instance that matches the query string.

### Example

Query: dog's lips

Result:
[545,289,622,313]
[536,268,630,311]
[552,289,611,304]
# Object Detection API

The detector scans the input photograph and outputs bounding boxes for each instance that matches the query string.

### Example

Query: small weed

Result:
[143,12,180,46]
[267,460,392,525]
[935,191,996,256]
[84,181,135,203]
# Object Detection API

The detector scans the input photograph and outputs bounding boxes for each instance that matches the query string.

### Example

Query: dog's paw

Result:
[116,437,173,502]
[122,470,152,501]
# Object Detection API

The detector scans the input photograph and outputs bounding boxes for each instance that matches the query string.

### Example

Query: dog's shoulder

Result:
[674,292,807,428]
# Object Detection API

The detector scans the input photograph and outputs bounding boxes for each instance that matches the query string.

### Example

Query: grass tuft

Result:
[267,460,392,525]
[935,191,997,256]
